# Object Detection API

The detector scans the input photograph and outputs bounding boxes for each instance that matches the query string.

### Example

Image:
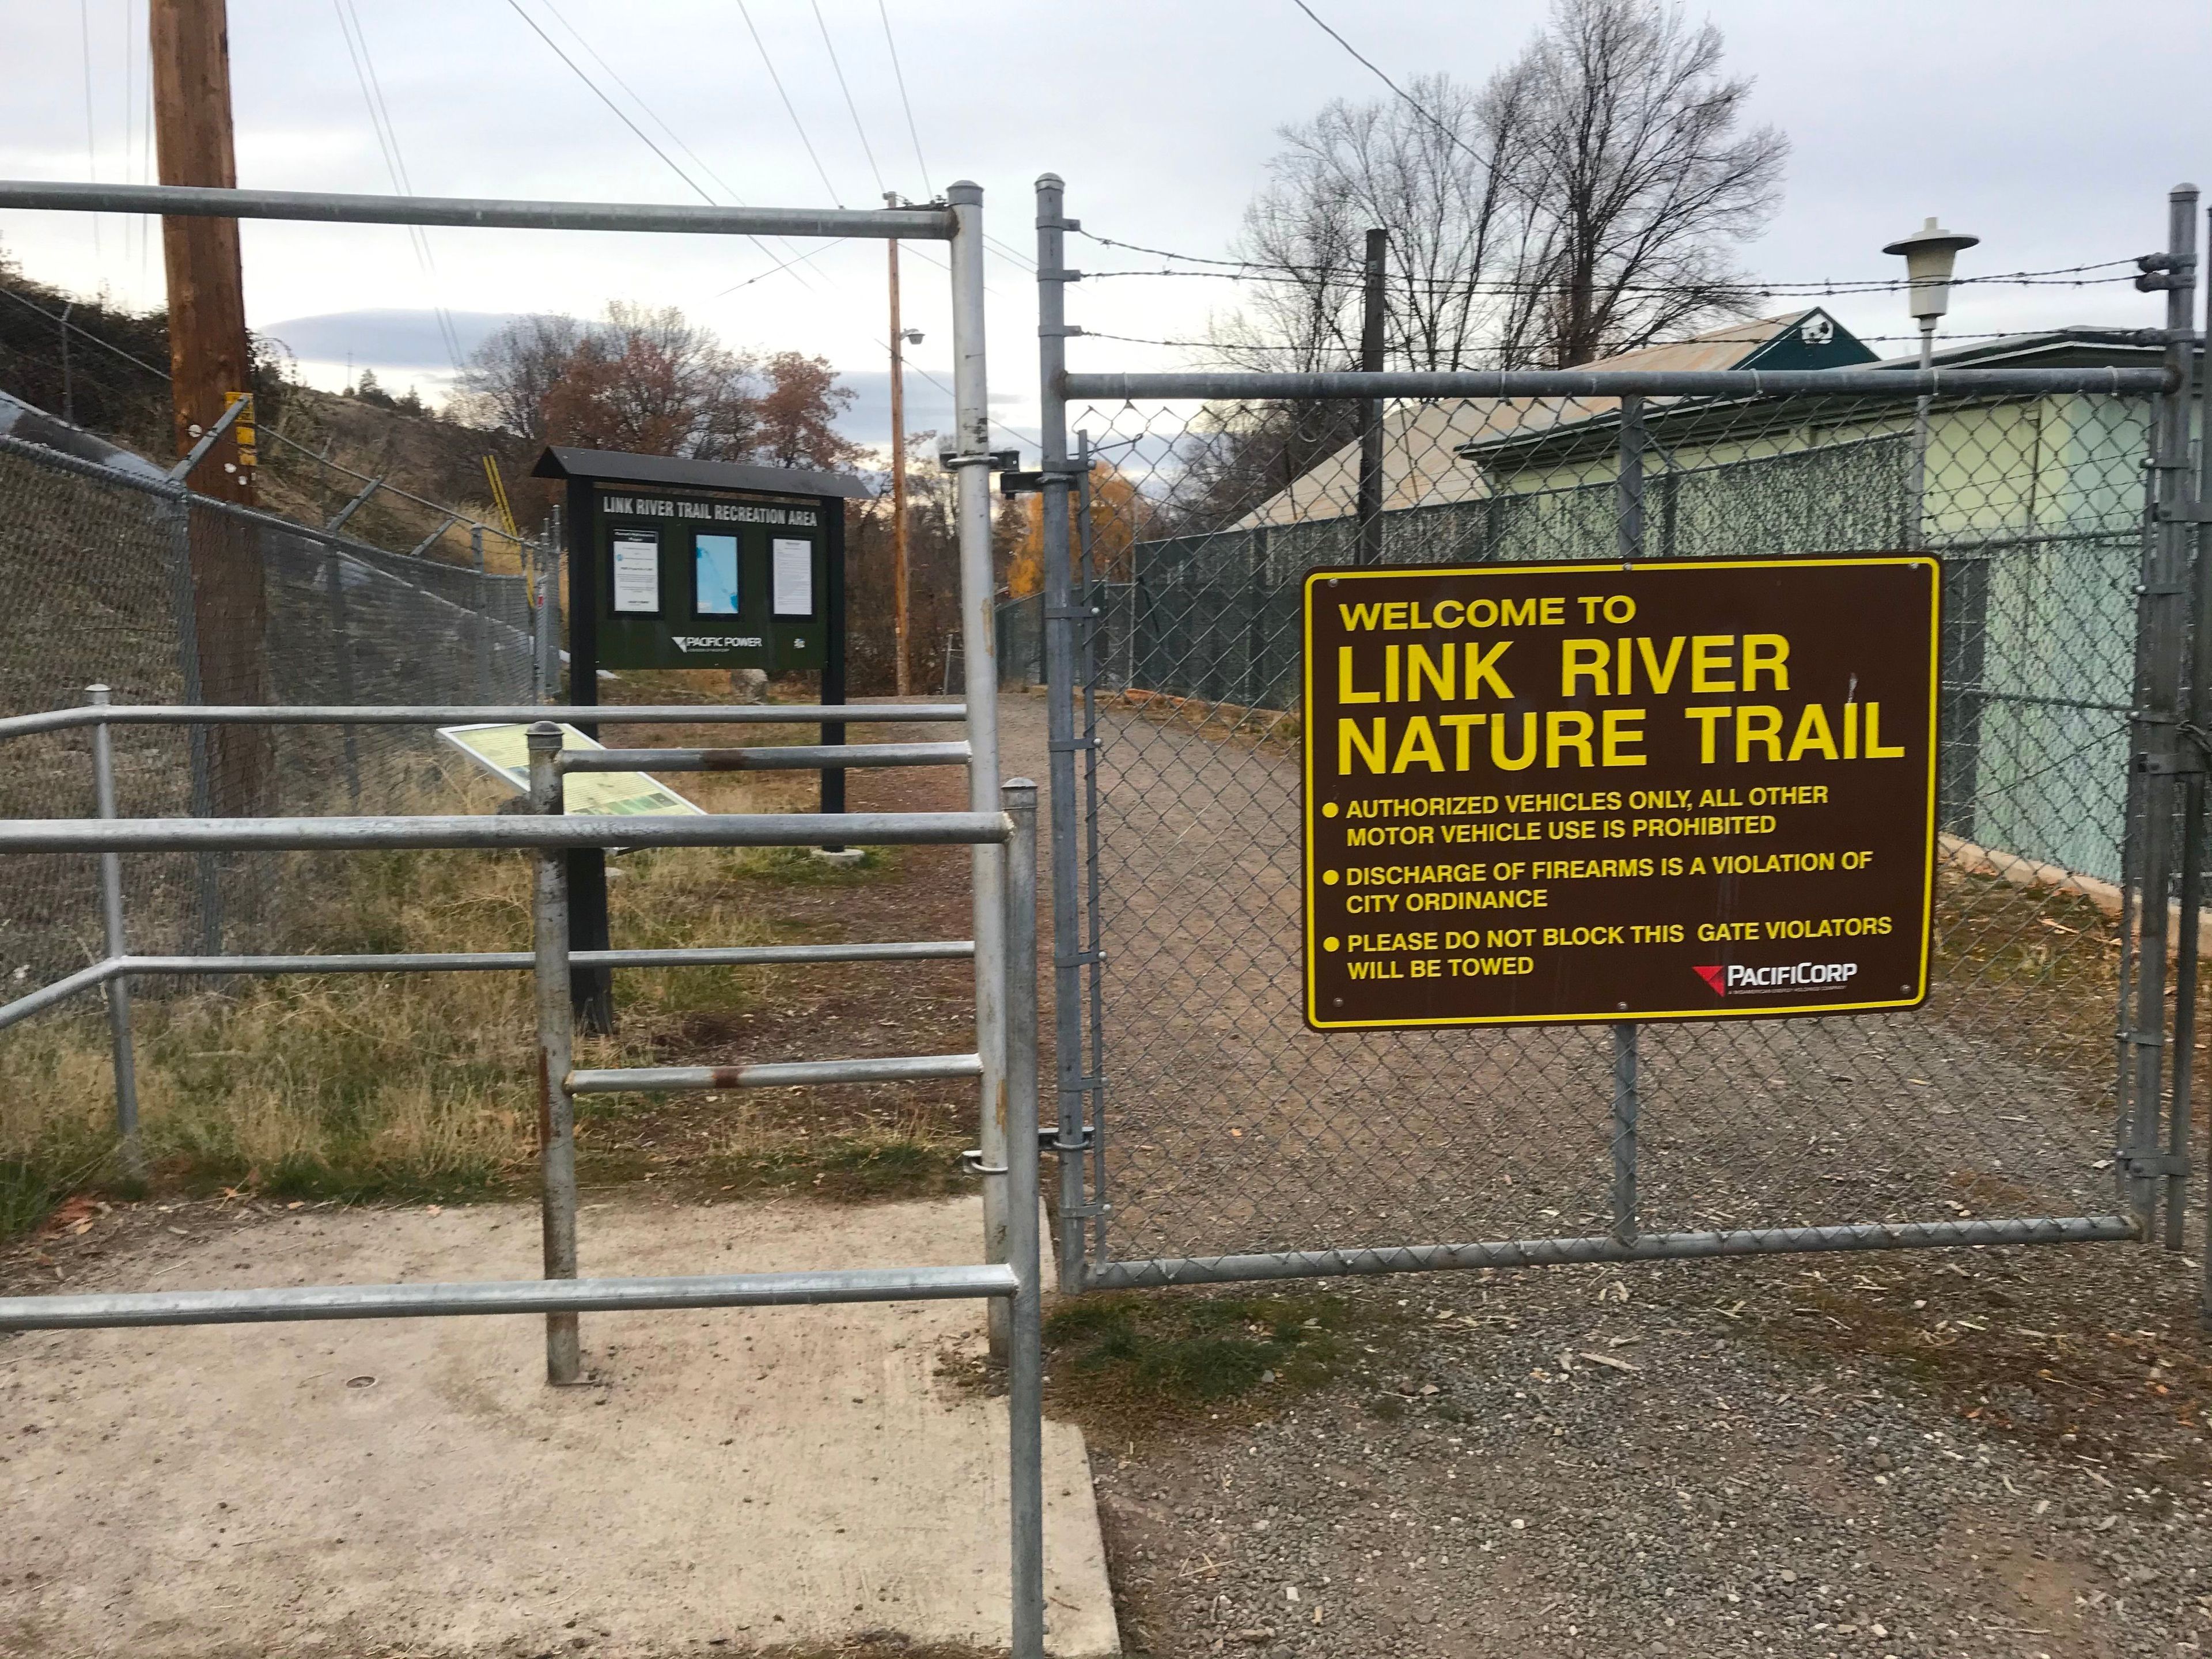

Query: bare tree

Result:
[453,313,587,439]
[1509,0,1787,366]
[1211,71,1532,373]
[1210,0,1786,373]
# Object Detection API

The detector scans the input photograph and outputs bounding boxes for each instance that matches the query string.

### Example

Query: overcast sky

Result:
[4,0,2208,453]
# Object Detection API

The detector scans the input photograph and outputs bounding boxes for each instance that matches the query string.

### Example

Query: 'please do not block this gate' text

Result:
[1301,556,1940,1029]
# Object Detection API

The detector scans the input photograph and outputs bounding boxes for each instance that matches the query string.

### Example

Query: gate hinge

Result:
[1047,734,1098,751]
[1041,1126,1097,1154]
[1055,949,1104,968]
[2118,1148,2190,1177]
[959,1148,1006,1177]
[1044,606,1103,621]
[2154,501,2212,523]
[2122,1028,2167,1048]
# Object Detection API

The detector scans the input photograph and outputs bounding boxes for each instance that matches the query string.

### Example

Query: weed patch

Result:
[1044,1290,1368,1424]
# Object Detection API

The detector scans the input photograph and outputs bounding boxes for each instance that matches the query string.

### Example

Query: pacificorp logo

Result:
[1693,961,1859,997]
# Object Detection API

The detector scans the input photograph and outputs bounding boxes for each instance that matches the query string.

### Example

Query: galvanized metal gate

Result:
[1031,175,2209,1305]
[0,178,1055,1659]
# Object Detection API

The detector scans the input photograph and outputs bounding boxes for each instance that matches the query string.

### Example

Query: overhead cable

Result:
[876,0,932,199]
[734,0,844,207]
[812,1,885,198]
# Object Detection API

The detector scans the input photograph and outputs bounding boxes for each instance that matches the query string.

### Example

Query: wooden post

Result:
[887,204,912,697]
[153,0,253,503]
[152,0,269,813]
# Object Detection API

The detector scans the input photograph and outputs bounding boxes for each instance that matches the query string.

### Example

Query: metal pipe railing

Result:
[0,179,957,241]
[558,741,970,773]
[123,942,975,974]
[0,812,1010,854]
[1084,1215,2141,1289]
[0,701,967,740]
[567,1055,983,1094]
[0,1263,1019,1332]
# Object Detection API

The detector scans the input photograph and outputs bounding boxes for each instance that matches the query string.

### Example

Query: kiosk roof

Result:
[531,446,874,500]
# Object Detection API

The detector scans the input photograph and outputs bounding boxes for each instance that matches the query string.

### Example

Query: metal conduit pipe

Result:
[568,1055,984,1093]
[0,813,1012,854]
[558,743,971,772]
[0,1264,1020,1332]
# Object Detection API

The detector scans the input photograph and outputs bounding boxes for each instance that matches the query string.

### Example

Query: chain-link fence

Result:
[1027,289,2192,1287]
[0,433,536,999]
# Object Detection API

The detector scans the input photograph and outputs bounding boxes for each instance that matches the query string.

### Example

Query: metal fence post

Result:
[534,532,561,704]
[1035,173,1091,1291]
[1001,778,1046,1659]
[2177,202,2212,1268]
[1074,433,1112,1271]
[165,489,222,953]
[88,684,143,1179]
[528,721,583,1385]
[322,546,361,807]
[948,179,1012,1351]
[1611,397,1646,1244]
[2123,185,2198,1237]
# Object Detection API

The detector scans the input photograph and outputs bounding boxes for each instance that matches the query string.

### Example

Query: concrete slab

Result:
[0,1197,1119,1657]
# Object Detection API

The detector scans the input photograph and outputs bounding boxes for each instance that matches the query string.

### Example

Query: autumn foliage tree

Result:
[1005,461,1154,598]
[459,305,859,471]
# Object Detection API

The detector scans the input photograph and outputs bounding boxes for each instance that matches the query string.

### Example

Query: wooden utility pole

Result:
[887,192,911,696]
[153,0,253,503]
[153,0,269,811]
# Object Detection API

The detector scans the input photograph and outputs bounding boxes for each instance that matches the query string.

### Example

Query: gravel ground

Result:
[1075,1237,2212,1659]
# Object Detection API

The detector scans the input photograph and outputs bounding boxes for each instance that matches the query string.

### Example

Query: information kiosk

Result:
[532,446,874,1025]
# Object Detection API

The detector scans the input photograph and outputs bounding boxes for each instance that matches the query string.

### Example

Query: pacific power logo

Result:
[1694,961,1859,997]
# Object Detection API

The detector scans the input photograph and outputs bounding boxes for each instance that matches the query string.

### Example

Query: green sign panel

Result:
[590,483,827,672]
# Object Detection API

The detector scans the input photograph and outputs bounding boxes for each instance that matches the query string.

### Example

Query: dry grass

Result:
[0,719,967,1234]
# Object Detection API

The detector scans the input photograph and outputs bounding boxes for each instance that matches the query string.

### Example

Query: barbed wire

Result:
[1069,229,2143,297]
[1070,325,2098,355]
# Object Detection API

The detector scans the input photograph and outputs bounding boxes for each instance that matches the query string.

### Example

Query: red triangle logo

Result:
[1692,964,1728,996]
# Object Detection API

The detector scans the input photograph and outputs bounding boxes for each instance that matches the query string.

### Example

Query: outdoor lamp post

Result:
[1884,217,1979,546]
[1884,217,1981,368]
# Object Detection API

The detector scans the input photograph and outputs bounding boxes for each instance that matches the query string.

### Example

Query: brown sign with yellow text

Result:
[1302,557,1938,1029]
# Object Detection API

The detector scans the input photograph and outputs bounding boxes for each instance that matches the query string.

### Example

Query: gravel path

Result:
[1081,1238,2212,1659]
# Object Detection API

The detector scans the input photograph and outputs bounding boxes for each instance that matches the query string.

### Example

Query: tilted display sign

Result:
[1302,556,1940,1029]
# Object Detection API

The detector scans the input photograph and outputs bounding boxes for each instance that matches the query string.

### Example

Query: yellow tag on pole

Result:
[224,391,256,467]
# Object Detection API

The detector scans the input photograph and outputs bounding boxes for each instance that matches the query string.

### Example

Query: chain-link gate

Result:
[1029,175,2206,1296]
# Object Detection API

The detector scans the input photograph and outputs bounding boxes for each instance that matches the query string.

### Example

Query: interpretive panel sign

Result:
[1301,556,1939,1029]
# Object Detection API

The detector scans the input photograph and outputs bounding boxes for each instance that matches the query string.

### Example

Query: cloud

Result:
[257,308,522,373]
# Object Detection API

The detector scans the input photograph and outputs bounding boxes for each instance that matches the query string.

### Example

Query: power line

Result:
[78,0,101,258]
[332,0,465,375]
[1286,0,1497,183]
[876,0,931,199]
[503,0,717,204]
[503,0,820,296]
[812,1,884,198]
[734,0,843,207]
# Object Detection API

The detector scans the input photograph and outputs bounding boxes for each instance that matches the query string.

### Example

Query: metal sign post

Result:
[1301,555,1941,1029]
